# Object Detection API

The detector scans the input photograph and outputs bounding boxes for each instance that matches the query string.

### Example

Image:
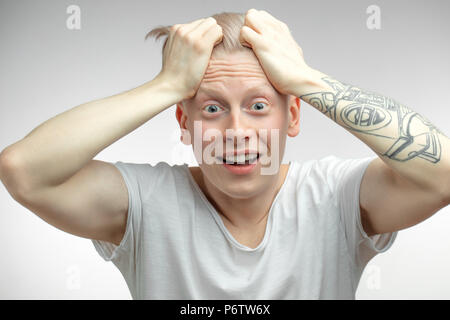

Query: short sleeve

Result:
[91,161,150,264]
[325,155,398,270]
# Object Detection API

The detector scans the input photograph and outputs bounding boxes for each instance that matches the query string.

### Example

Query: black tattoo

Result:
[300,77,446,163]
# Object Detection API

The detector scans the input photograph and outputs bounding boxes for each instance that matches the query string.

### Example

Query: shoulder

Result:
[307,155,374,178]
[289,155,375,193]
[115,160,187,176]
[114,160,190,195]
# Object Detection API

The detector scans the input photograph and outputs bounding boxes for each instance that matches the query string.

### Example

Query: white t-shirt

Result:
[92,155,397,299]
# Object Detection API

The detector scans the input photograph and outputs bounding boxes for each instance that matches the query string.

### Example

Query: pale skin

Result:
[0,8,449,255]
[235,9,450,239]
[177,50,300,247]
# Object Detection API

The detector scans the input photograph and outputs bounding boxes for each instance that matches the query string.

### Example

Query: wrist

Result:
[121,75,185,115]
[142,74,186,107]
[290,66,328,97]
[153,73,185,98]
[153,72,198,102]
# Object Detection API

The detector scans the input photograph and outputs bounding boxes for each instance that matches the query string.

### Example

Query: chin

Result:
[199,162,280,199]
[217,178,268,200]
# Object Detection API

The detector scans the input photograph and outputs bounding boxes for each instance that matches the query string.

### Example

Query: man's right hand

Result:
[157,17,223,100]
[0,16,224,247]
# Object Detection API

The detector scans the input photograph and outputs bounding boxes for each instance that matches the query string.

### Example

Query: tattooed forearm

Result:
[300,77,447,163]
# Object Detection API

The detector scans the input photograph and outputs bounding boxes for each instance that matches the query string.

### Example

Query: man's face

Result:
[176,49,300,199]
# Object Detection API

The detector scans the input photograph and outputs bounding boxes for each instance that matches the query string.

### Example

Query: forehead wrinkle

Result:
[204,66,267,84]
[197,81,274,98]
[206,58,263,71]
[197,56,275,98]
[205,65,265,75]
[208,58,259,65]
[206,62,262,70]
[207,61,261,68]
[203,73,266,81]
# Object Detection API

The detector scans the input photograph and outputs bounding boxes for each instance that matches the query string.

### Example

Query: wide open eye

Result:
[250,102,268,111]
[203,104,223,113]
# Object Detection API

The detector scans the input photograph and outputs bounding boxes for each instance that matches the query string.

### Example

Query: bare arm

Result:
[0,17,224,244]
[237,8,449,236]
[0,76,181,193]
[0,76,182,244]
[296,68,450,235]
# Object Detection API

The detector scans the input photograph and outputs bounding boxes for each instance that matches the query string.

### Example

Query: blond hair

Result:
[145,11,250,58]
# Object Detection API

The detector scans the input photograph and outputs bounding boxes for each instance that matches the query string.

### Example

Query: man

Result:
[0,9,449,299]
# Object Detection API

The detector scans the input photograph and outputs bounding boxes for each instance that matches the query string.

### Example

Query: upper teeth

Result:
[221,154,258,164]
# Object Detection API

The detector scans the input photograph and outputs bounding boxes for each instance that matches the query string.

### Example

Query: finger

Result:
[180,18,207,33]
[213,25,224,46]
[192,17,218,36]
[245,9,284,34]
[258,10,282,25]
[258,10,290,32]
[167,19,204,44]
[203,24,223,47]
[239,25,261,48]
[191,18,223,46]
[167,18,207,51]
[243,9,266,34]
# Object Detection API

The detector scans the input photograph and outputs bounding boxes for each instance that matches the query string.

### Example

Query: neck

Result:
[195,164,290,230]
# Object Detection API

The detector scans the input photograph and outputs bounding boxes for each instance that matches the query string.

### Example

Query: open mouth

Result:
[216,153,260,165]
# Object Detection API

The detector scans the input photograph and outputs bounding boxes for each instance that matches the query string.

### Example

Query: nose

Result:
[224,108,256,148]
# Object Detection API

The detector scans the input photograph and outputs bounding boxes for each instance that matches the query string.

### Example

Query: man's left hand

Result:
[239,9,311,96]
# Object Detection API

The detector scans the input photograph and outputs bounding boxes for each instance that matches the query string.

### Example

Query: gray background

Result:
[0,0,449,299]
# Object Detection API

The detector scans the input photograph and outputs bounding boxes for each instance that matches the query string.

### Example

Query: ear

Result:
[287,95,301,137]
[176,101,192,145]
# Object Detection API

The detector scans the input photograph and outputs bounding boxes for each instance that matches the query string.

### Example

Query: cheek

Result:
[200,123,223,149]
[188,110,288,153]
[256,113,288,149]
[188,121,224,164]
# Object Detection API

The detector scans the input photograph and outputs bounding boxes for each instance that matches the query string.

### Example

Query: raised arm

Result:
[0,76,180,245]
[0,17,223,244]
[297,70,450,235]
[0,76,181,194]
[239,8,450,236]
